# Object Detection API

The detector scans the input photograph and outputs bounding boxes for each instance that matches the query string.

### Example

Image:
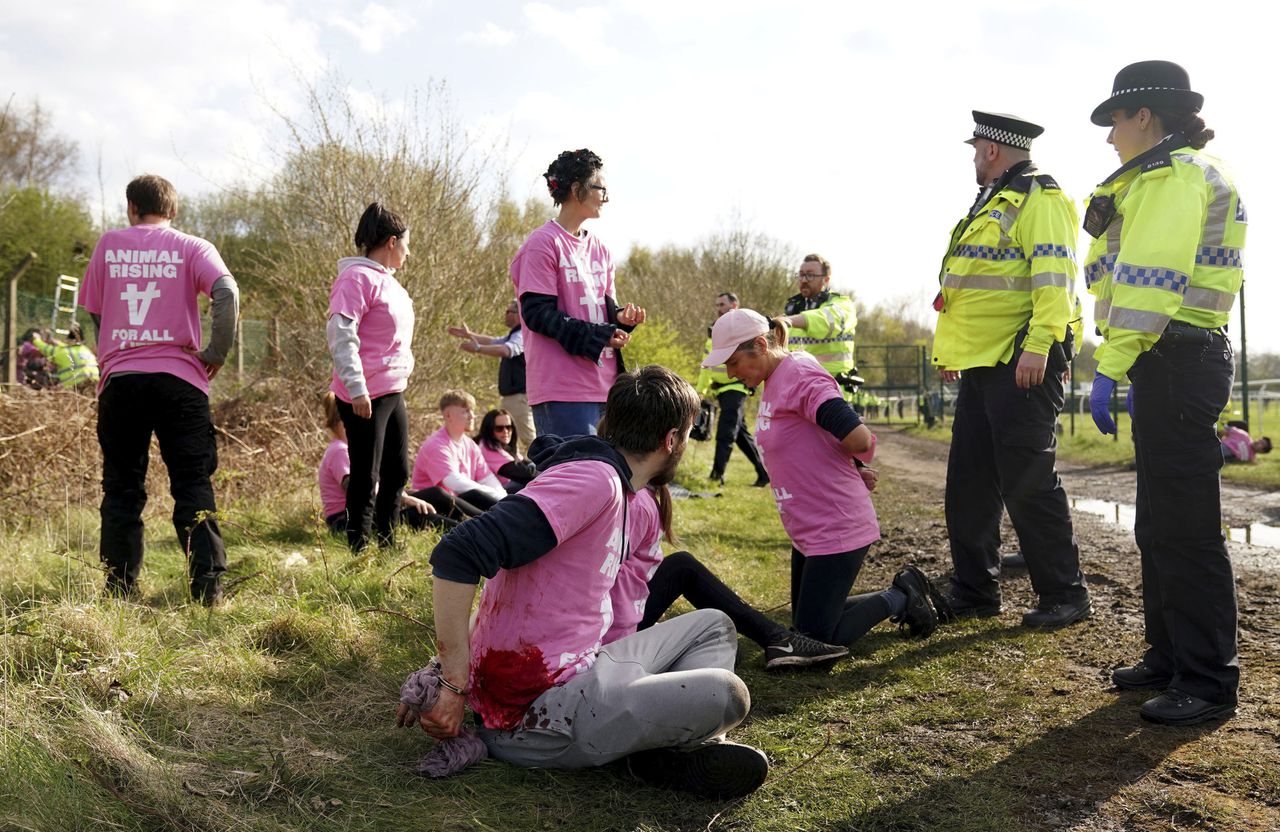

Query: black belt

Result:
[1165,319,1225,336]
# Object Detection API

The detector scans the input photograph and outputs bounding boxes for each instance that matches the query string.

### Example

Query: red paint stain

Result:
[473,645,560,731]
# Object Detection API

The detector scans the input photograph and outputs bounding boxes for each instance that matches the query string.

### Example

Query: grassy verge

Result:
[2,439,1276,831]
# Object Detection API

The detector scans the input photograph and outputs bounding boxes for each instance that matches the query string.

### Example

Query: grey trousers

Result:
[478,609,750,768]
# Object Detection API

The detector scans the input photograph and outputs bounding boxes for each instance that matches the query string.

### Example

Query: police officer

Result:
[29,323,99,390]
[1085,62,1245,725]
[781,254,860,404]
[933,111,1091,629]
[696,292,769,486]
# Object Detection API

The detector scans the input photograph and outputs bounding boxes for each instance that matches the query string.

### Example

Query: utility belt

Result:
[1160,319,1228,345]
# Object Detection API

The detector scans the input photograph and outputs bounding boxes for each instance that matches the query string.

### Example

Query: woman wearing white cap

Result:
[705,308,950,646]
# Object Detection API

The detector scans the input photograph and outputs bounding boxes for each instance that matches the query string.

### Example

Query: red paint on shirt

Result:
[471,645,561,731]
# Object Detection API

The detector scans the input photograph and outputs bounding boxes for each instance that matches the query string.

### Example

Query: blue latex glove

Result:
[1091,374,1118,435]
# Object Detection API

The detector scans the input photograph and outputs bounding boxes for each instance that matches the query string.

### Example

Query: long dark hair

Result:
[354,201,408,254]
[475,409,518,456]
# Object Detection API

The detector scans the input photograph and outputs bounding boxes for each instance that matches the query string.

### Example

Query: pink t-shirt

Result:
[466,459,636,731]
[756,351,880,556]
[510,221,618,405]
[603,487,665,644]
[1221,426,1255,462]
[328,257,415,402]
[478,442,515,485]
[411,427,492,493]
[317,438,350,517]
[79,223,229,394]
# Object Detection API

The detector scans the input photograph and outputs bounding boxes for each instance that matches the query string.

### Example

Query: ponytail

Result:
[1147,107,1216,149]
[354,201,408,254]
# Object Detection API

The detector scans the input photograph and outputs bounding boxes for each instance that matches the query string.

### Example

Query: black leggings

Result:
[408,487,490,520]
[639,551,787,648]
[337,393,408,551]
[325,510,457,535]
[791,545,893,646]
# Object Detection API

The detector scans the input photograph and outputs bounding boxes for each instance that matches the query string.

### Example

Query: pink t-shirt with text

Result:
[317,438,350,517]
[510,221,618,405]
[466,459,637,730]
[603,487,665,644]
[478,442,515,485]
[79,223,229,394]
[411,427,492,493]
[328,257,415,402]
[756,351,880,556]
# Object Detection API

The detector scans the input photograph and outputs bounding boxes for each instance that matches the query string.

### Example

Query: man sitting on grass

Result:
[406,365,767,799]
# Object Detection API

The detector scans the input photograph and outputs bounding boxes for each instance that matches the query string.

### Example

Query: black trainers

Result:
[903,565,954,623]
[1112,661,1172,691]
[752,473,771,488]
[190,574,223,607]
[764,631,849,670]
[891,567,938,639]
[1021,597,1093,629]
[1140,689,1236,725]
[626,741,769,799]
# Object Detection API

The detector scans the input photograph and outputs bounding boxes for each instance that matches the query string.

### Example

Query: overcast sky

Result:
[4,0,1275,353]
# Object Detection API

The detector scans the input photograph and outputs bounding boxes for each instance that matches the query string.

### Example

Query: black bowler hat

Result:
[964,111,1044,151]
[1090,60,1203,126]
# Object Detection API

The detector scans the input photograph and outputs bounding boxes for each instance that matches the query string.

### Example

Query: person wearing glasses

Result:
[446,300,536,454]
[779,254,860,405]
[932,111,1091,631]
[1084,62,1245,725]
[474,409,537,492]
[510,148,646,438]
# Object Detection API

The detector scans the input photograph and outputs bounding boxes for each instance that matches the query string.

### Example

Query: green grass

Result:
[2,440,1277,831]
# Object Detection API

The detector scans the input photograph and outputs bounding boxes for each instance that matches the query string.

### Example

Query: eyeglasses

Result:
[494,425,514,432]
[588,184,609,199]
[796,272,826,281]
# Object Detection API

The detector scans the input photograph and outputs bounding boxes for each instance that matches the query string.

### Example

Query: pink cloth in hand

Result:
[399,661,488,777]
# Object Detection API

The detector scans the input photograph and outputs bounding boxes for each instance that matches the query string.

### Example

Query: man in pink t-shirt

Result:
[408,366,768,800]
[411,389,506,513]
[80,175,240,605]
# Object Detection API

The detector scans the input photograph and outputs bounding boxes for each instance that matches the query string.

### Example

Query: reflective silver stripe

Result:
[1173,153,1233,247]
[1183,285,1237,312]
[1108,306,1171,334]
[942,273,1033,291]
[1095,298,1112,320]
[1031,272,1070,289]
[812,352,851,364]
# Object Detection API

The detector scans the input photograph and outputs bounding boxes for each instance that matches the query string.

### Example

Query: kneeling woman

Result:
[707,309,949,645]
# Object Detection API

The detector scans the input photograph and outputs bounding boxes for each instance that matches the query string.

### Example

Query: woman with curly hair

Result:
[510,148,646,438]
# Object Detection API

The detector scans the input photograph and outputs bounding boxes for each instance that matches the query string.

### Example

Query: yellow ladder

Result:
[51,274,81,336]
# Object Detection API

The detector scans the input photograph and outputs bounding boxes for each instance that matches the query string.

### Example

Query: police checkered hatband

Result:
[973,123,1032,150]
[1110,85,1186,96]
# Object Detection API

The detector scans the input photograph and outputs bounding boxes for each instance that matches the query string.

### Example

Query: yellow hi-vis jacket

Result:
[785,291,858,400]
[1084,141,1246,380]
[932,166,1077,371]
[696,334,748,397]
[31,334,100,387]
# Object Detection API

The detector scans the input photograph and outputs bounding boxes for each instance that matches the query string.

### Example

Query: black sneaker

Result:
[1112,661,1172,691]
[190,574,223,607]
[626,741,768,799]
[903,565,954,623]
[752,473,771,488]
[764,632,849,670]
[891,568,938,639]
[1140,689,1236,725]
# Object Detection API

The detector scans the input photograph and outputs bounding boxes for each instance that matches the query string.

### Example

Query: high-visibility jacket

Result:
[784,291,858,400]
[695,334,748,397]
[1083,140,1246,380]
[932,163,1077,371]
[32,335,100,387]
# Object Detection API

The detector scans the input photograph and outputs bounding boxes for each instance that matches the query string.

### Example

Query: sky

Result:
[3,0,1276,352]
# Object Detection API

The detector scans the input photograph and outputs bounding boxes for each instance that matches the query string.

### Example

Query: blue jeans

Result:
[533,401,605,438]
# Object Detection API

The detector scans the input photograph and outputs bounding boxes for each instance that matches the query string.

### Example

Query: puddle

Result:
[1071,498,1280,549]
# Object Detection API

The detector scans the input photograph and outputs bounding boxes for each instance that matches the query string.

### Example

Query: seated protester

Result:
[1220,423,1272,464]
[474,409,537,493]
[411,390,507,516]
[410,366,768,799]
[319,393,457,534]
[604,484,848,670]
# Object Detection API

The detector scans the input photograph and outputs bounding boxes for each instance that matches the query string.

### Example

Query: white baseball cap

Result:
[701,308,771,368]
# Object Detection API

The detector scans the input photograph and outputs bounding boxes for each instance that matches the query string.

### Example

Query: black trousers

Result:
[711,389,767,478]
[945,342,1087,606]
[325,509,458,535]
[337,392,408,551]
[408,486,487,520]
[1130,325,1238,704]
[639,551,786,648]
[98,373,226,587]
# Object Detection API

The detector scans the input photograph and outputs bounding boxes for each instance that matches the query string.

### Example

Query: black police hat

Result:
[964,111,1044,151]
[1090,60,1203,126]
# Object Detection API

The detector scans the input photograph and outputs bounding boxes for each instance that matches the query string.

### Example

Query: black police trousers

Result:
[945,344,1087,606]
[711,389,767,479]
[98,373,226,588]
[1130,324,1239,704]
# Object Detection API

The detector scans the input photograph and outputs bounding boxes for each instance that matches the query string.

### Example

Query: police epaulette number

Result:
[1033,174,1060,190]
[1142,153,1171,173]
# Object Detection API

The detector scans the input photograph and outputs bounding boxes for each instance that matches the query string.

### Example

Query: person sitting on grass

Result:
[708,308,952,648]
[474,409,537,493]
[318,393,457,535]
[408,365,768,800]
[604,483,849,670]
[1220,422,1272,464]
[410,390,507,516]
